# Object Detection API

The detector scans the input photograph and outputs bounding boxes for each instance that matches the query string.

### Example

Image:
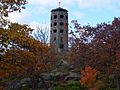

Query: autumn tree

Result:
[0,1,56,89]
[0,23,55,90]
[67,18,120,89]
[65,20,91,70]
[70,18,120,71]
[80,66,102,90]
[0,0,27,27]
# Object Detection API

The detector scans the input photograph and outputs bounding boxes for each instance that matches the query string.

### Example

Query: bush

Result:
[67,81,86,90]
[53,85,65,90]
[53,81,86,90]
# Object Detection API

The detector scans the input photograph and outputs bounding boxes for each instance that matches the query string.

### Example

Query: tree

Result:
[0,1,56,89]
[80,66,102,90]
[70,18,120,71]
[33,26,49,44]
[67,18,120,89]
[0,23,55,89]
[0,0,27,27]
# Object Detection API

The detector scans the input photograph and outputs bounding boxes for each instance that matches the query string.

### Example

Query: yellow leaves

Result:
[36,63,47,71]
[0,23,53,80]
[9,23,33,35]
[1,0,27,26]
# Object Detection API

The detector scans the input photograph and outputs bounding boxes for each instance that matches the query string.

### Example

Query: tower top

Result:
[58,2,61,7]
[51,7,68,12]
[51,2,68,12]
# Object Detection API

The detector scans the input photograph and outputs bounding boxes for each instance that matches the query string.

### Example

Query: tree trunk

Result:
[31,75,38,90]
[31,75,48,90]
[116,75,120,90]
[39,76,48,90]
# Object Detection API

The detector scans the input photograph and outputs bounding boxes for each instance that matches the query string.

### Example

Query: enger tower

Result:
[50,4,68,53]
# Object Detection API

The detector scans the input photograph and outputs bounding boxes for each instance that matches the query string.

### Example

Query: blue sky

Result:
[8,0,120,28]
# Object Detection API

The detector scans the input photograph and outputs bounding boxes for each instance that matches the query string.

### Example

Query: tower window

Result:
[60,29,63,33]
[60,22,63,26]
[66,30,68,33]
[51,16,52,20]
[53,29,57,33]
[60,15,64,18]
[66,16,68,19]
[59,44,64,49]
[60,37,63,42]
[54,15,57,19]
[54,37,56,41]
[54,22,57,26]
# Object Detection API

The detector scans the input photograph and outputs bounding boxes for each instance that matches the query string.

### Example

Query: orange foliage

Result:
[0,72,9,78]
[0,23,55,79]
[80,66,102,90]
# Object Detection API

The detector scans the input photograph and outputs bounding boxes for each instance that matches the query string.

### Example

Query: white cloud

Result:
[6,0,75,24]
[29,21,41,29]
[76,0,120,8]
[5,0,120,27]
[28,0,55,7]
[73,11,85,19]
[29,21,50,30]
[29,21,50,42]
[7,10,28,24]
[28,0,75,7]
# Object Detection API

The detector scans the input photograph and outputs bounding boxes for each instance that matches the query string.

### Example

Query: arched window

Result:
[54,37,56,41]
[54,15,57,19]
[60,22,63,26]
[60,37,63,42]
[54,22,57,26]
[60,29,63,33]
[59,44,64,49]
[60,15,64,18]
[53,29,57,33]
[66,16,68,19]
[66,30,68,33]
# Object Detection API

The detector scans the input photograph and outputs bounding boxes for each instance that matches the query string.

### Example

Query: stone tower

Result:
[50,6,68,53]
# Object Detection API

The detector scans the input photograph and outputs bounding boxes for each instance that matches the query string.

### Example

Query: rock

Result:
[64,72,80,81]
[40,73,53,81]
[20,78,31,84]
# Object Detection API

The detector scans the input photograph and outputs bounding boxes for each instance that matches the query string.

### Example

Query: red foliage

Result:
[80,66,101,90]
[69,18,120,74]
[80,66,98,85]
